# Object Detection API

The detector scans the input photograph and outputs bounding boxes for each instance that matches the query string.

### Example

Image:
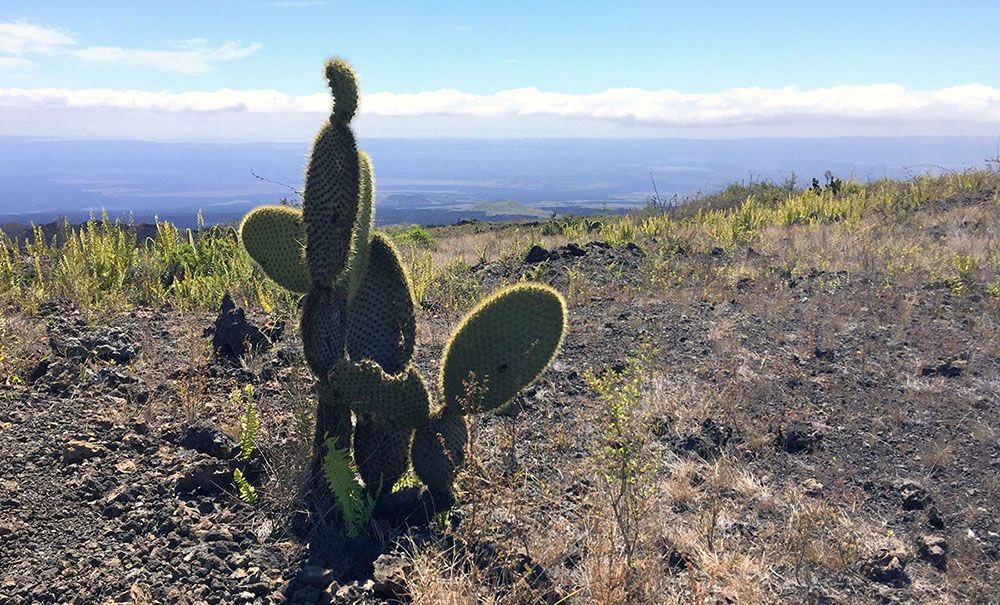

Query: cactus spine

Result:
[239,57,567,523]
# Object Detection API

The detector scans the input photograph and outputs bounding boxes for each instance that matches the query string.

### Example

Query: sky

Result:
[1,0,999,141]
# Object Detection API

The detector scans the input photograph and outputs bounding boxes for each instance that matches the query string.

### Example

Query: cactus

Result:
[239,205,309,293]
[238,57,567,527]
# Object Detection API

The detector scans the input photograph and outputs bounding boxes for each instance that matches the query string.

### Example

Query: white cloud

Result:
[1,83,998,140]
[71,40,262,75]
[0,86,327,112]
[0,20,260,75]
[360,84,1000,125]
[4,83,999,123]
[0,20,75,55]
[0,57,33,69]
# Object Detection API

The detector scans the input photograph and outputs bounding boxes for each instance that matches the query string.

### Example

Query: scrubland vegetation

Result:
[1,167,999,604]
[2,168,995,321]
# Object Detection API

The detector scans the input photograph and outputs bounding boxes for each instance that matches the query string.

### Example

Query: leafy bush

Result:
[392,224,435,248]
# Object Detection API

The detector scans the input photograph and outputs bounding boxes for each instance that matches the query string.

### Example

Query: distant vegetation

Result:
[0,168,996,318]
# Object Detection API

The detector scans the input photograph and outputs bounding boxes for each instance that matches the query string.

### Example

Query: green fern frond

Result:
[321,436,376,538]
[236,385,259,461]
[233,468,257,505]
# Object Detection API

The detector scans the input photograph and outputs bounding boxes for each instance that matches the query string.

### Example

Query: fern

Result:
[231,385,260,505]
[233,468,258,505]
[321,436,377,538]
[235,385,259,461]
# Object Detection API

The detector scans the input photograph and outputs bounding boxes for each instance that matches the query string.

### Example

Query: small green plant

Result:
[321,437,377,538]
[584,344,658,601]
[950,254,979,296]
[987,279,1000,298]
[234,384,259,461]
[233,468,258,505]
[230,384,260,504]
[392,224,434,248]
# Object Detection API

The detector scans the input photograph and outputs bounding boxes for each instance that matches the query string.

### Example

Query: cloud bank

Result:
[0,20,260,75]
[1,83,998,140]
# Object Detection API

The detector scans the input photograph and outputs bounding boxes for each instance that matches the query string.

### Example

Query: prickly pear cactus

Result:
[239,57,567,523]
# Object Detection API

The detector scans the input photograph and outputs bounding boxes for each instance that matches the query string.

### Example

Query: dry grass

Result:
[391,170,1000,604]
[3,169,997,603]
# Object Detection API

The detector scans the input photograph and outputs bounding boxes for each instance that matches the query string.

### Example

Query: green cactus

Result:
[411,406,468,499]
[352,414,411,493]
[346,233,415,375]
[329,360,430,429]
[441,283,567,414]
[238,57,568,529]
[239,205,309,293]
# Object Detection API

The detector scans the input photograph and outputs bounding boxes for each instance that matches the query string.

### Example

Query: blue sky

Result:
[1,1,999,140]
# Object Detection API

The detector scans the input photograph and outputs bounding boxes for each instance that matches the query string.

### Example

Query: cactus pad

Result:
[346,232,415,374]
[411,407,468,498]
[353,415,411,493]
[329,359,430,429]
[346,150,375,299]
[324,57,360,123]
[441,284,566,413]
[302,122,359,287]
[301,284,348,377]
[239,205,309,293]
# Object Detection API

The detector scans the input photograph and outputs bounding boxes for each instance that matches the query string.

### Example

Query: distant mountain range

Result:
[0,136,996,228]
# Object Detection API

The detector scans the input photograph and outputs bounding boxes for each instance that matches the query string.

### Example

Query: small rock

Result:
[62,439,106,463]
[775,421,821,454]
[864,549,910,588]
[212,293,283,360]
[371,554,410,598]
[179,422,238,459]
[673,418,737,459]
[917,535,948,570]
[656,537,692,572]
[92,367,136,388]
[921,358,965,378]
[28,358,50,383]
[524,245,551,264]
[115,460,138,474]
[926,505,946,530]
[557,242,586,258]
[802,478,824,497]
[172,457,231,495]
[898,481,931,511]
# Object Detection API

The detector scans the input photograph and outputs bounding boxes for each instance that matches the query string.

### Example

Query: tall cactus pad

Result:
[239,205,309,293]
[347,233,415,374]
[301,285,348,376]
[411,407,468,498]
[353,415,411,493]
[441,284,566,413]
[329,360,430,429]
[346,150,375,299]
[302,122,359,287]
[324,57,360,122]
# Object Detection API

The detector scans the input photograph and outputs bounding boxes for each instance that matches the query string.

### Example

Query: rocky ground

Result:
[1,190,999,603]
